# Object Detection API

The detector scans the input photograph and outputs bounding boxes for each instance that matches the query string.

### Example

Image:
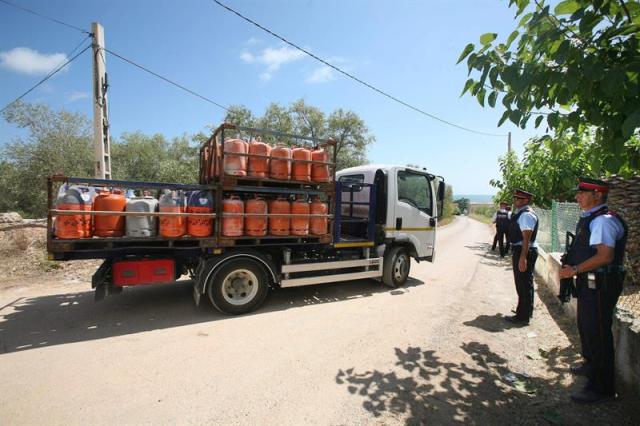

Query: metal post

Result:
[507,132,512,153]
[92,22,111,179]
[551,200,559,252]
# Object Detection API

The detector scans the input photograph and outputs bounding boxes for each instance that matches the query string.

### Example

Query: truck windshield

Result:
[397,170,432,215]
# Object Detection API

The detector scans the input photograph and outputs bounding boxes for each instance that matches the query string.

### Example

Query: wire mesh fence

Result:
[536,201,640,317]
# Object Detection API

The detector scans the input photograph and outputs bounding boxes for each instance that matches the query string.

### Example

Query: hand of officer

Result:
[559,265,575,279]
[518,256,527,272]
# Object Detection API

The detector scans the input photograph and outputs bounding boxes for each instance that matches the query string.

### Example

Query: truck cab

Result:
[337,165,445,264]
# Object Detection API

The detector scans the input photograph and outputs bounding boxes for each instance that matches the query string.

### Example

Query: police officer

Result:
[505,189,538,325]
[559,177,627,404]
[492,201,511,257]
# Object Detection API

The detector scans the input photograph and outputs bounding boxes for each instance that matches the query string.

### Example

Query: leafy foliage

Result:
[459,0,640,174]
[224,98,375,171]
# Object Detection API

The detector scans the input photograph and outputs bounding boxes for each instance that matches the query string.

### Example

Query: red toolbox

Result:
[113,258,175,286]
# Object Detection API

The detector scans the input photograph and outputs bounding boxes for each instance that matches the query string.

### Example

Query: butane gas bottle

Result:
[311,147,330,183]
[310,197,328,235]
[222,195,244,236]
[125,196,158,237]
[93,189,126,237]
[268,197,290,236]
[187,190,214,237]
[291,146,311,182]
[159,190,187,238]
[291,196,310,236]
[55,186,93,239]
[245,196,268,237]
[247,139,271,178]
[222,138,248,177]
[270,144,291,180]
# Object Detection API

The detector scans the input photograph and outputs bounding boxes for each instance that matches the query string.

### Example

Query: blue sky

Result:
[0,0,545,195]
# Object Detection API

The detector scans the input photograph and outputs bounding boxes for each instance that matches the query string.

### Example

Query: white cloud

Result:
[240,45,305,80]
[306,66,335,84]
[240,51,255,63]
[0,47,68,75]
[68,91,89,102]
[260,46,304,71]
[245,37,261,45]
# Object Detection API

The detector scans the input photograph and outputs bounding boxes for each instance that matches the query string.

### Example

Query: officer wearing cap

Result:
[505,189,538,325]
[559,177,627,404]
[492,201,511,257]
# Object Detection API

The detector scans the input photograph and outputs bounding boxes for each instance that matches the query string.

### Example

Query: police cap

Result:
[513,188,534,200]
[576,177,609,193]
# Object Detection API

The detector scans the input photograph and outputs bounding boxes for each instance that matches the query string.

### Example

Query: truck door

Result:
[390,169,435,259]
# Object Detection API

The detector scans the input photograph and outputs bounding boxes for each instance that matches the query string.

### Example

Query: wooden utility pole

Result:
[507,132,512,153]
[92,22,111,179]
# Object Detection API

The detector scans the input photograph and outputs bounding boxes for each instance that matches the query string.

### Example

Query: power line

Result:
[211,0,507,138]
[0,42,92,114]
[103,48,229,112]
[0,0,90,34]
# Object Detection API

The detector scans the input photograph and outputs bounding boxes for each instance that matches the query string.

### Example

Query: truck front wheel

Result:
[207,258,270,315]
[382,246,410,288]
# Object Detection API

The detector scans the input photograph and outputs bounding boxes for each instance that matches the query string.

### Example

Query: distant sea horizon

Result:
[454,194,495,204]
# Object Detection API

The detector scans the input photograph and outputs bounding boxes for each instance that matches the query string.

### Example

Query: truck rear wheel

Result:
[382,246,410,288]
[207,258,269,315]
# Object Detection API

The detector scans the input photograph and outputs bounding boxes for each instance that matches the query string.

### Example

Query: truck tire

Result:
[382,246,410,288]
[206,258,270,315]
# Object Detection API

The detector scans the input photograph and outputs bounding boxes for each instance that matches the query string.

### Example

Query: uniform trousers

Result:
[576,273,623,396]
[511,246,538,320]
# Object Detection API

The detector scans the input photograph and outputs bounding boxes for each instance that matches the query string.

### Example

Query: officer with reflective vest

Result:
[505,189,538,325]
[492,201,511,257]
[559,177,627,404]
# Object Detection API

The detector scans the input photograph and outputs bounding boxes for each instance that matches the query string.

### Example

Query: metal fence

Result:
[535,201,581,253]
[536,201,640,316]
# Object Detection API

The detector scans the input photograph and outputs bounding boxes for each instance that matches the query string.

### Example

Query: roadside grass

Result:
[469,213,493,224]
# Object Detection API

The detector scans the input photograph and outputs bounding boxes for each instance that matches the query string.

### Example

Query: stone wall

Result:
[606,175,640,284]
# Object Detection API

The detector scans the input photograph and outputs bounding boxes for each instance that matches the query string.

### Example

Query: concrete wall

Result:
[535,247,640,394]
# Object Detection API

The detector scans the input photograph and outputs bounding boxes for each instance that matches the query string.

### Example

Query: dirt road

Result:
[1,216,639,425]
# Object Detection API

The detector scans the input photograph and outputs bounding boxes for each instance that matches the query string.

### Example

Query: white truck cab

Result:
[337,165,445,263]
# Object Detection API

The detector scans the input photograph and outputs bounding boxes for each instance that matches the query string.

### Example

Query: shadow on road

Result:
[464,242,512,270]
[463,313,530,333]
[0,277,424,354]
[336,342,640,424]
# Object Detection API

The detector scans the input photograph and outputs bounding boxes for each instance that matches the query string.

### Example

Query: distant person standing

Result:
[505,189,538,325]
[559,178,627,404]
[505,206,512,254]
[491,202,511,257]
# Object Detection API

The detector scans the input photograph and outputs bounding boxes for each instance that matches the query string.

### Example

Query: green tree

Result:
[459,0,640,174]
[0,101,93,217]
[289,98,326,140]
[454,197,470,214]
[327,108,375,170]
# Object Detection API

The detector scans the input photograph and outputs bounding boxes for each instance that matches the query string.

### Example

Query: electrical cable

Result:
[0,43,92,114]
[0,0,90,34]
[103,48,229,112]
[211,0,507,137]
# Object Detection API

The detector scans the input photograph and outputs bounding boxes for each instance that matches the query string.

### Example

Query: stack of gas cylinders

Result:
[54,187,215,240]
[219,138,331,183]
[221,194,328,237]
[54,186,328,239]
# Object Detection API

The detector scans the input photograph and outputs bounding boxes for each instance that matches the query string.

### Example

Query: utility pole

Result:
[507,132,512,153]
[92,22,111,179]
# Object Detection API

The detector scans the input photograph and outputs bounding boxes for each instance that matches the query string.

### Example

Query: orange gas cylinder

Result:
[291,147,311,182]
[311,148,330,183]
[268,197,290,236]
[270,144,291,180]
[93,189,126,237]
[291,197,310,236]
[310,197,329,235]
[222,138,248,177]
[187,191,214,237]
[245,196,268,237]
[55,186,93,239]
[159,190,187,238]
[247,139,271,178]
[222,195,244,237]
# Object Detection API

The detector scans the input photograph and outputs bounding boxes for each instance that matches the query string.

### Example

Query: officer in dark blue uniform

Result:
[559,177,627,404]
[492,201,511,257]
[505,189,538,325]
